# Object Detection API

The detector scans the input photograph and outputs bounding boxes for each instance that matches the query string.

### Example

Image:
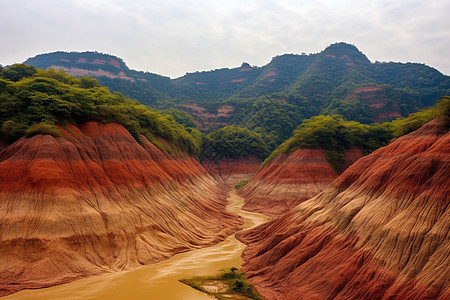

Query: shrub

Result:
[25,123,63,138]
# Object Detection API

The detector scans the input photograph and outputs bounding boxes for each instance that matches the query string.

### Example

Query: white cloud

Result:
[1,0,449,77]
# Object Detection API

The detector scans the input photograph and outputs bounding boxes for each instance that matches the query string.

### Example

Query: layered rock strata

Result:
[239,148,363,216]
[202,156,262,185]
[237,120,449,299]
[0,122,241,296]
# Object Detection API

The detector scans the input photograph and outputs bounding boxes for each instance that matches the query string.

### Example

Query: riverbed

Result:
[4,189,270,300]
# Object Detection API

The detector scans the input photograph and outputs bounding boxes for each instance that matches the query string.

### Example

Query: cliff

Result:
[202,155,262,185]
[237,119,449,299]
[239,148,363,216]
[0,122,242,296]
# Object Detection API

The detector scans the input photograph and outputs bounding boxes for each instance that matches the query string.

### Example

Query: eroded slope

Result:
[237,119,449,299]
[0,122,242,296]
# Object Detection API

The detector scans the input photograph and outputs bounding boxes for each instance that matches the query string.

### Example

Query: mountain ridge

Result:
[23,43,450,121]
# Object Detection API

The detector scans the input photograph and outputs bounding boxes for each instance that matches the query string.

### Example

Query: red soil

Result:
[346,86,404,121]
[0,122,242,296]
[239,148,363,216]
[231,78,247,83]
[202,156,262,185]
[179,103,235,131]
[47,65,135,82]
[237,119,450,299]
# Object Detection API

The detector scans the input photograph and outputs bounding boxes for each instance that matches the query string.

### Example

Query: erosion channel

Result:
[4,188,270,300]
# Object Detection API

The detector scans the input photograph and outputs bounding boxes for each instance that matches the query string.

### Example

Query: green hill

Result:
[262,96,450,172]
[22,43,450,152]
[0,64,200,155]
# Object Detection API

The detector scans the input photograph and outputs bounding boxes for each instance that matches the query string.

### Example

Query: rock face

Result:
[239,148,363,216]
[237,120,449,299]
[0,122,242,297]
[202,156,262,185]
[179,103,235,131]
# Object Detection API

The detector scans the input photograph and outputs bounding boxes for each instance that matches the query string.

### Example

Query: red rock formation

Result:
[239,148,363,216]
[179,103,234,131]
[345,86,403,121]
[48,65,136,81]
[202,155,262,185]
[0,122,242,297]
[237,119,449,299]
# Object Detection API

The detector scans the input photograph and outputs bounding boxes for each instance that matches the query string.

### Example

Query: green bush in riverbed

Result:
[180,267,262,300]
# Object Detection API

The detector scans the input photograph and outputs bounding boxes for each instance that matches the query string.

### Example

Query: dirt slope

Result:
[239,148,363,216]
[237,119,449,299]
[0,122,242,296]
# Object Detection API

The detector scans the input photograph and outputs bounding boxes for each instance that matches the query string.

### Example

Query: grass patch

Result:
[180,267,262,300]
[235,180,249,190]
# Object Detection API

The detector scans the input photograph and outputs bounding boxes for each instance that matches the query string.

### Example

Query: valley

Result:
[0,47,449,299]
[3,189,270,300]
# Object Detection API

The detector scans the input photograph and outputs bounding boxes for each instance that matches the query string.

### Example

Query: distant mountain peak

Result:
[321,42,370,65]
[24,51,136,81]
[25,51,129,72]
[240,62,252,71]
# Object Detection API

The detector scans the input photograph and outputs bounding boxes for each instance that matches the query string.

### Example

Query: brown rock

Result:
[0,122,242,296]
[239,148,363,216]
[202,155,262,185]
[237,119,449,299]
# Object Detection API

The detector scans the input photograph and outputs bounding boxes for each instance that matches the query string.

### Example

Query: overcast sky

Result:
[1,0,449,78]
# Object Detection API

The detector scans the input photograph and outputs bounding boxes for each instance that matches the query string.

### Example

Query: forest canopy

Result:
[0,64,200,155]
[200,125,270,161]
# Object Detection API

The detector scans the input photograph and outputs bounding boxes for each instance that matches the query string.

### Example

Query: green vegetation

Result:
[235,180,249,190]
[180,267,262,300]
[261,97,450,172]
[0,65,200,155]
[25,122,63,138]
[261,115,393,172]
[200,125,270,161]
[160,107,198,129]
[17,46,450,164]
[232,97,308,150]
[24,44,450,131]
[390,96,450,137]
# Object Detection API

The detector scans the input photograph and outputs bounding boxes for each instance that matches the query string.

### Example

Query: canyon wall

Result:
[239,148,363,216]
[202,155,261,185]
[237,119,449,299]
[0,122,242,296]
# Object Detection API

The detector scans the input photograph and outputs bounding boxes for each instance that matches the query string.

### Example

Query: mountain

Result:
[236,117,450,299]
[23,43,450,146]
[237,114,395,216]
[0,66,241,296]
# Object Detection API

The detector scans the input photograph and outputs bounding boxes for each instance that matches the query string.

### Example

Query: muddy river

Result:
[5,189,270,300]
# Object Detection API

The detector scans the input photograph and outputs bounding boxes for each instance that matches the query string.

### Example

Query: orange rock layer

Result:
[239,148,363,216]
[202,156,262,185]
[237,120,449,299]
[0,122,242,296]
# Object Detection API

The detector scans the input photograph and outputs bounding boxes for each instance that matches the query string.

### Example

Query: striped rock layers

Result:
[237,120,449,299]
[0,122,242,296]
[239,148,363,216]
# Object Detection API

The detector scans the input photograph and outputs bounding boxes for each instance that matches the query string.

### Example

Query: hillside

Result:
[238,97,449,216]
[238,115,392,216]
[23,43,450,147]
[237,118,450,299]
[0,66,241,296]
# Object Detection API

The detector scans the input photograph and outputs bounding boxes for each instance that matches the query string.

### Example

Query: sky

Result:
[1,0,449,78]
